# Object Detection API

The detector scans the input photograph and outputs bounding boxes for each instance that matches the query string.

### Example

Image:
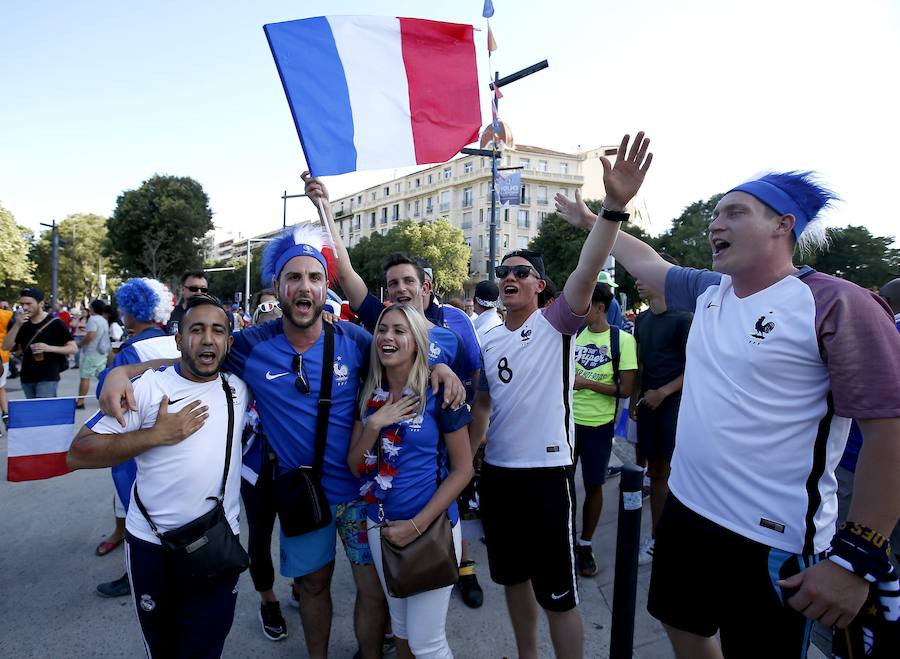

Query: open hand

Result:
[369,394,419,430]
[600,132,653,210]
[301,170,330,205]
[152,396,209,446]
[554,188,596,232]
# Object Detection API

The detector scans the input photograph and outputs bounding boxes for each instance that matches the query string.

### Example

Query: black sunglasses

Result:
[495,265,538,280]
[184,285,209,293]
[292,354,310,394]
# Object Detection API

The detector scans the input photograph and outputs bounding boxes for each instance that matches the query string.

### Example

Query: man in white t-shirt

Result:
[557,172,900,658]
[472,280,503,341]
[68,295,249,658]
[470,132,653,659]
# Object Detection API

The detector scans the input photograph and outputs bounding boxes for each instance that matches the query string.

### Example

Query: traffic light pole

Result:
[40,220,59,308]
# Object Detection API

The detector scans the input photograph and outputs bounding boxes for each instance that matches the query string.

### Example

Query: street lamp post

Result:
[39,220,59,308]
[282,190,308,228]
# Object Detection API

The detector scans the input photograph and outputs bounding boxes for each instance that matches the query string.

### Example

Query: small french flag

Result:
[264,16,482,176]
[7,398,75,482]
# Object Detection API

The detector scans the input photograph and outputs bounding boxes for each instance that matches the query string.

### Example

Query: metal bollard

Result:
[610,463,644,659]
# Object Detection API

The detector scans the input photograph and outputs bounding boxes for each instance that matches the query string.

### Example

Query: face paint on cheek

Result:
[397,335,409,352]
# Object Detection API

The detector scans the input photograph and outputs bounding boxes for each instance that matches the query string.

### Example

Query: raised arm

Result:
[556,189,673,295]
[302,171,369,310]
[558,132,654,315]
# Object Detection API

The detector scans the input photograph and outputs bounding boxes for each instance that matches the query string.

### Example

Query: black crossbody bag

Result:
[133,374,249,588]
[271,321,334,537]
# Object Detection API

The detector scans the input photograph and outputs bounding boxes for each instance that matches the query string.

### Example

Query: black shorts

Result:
[574,421,614,487]
[636,393,679,462]
[480,463,578,612]
[648,496,823,658]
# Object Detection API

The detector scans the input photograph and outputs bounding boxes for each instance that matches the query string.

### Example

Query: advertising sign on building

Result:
[497,170,521,207]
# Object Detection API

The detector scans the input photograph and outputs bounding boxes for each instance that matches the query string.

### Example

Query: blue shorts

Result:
[279,498,373,578]
[574,421,615,487]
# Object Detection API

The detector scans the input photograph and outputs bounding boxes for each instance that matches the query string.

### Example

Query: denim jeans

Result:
[21,381,59,399]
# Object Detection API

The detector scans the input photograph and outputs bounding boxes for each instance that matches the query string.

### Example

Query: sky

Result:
[2,0,899,244]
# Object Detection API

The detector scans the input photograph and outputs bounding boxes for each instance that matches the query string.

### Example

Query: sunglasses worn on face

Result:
[257,301,280,313]
[184,285,209,293]
[495,265,538,280]
[292,354,310,394]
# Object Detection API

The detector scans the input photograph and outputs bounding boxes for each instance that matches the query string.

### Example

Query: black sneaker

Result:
[96,573,131,598]
[458,560,484,608]
[576,545,598,577]
[259,601,288,641]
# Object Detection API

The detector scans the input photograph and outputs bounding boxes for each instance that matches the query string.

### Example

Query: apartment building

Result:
[328,143,649,278]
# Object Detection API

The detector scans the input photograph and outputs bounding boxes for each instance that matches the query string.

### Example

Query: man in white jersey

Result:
[67,295,249,658]
[557,172,900,658]
[470,132,653,659]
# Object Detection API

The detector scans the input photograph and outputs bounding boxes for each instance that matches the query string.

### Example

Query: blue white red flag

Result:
[7,397,75,481]
[264,16,482,177]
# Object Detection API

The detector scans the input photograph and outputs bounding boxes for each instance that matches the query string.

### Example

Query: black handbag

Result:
[377,424,459,598]
[272,321,334,537]
[133,374,249,588]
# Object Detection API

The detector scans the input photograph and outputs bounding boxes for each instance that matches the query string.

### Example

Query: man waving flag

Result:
[264,16,482,176]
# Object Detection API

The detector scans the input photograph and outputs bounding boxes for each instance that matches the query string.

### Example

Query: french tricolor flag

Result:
[264,16,482,176]
[7,398,75,482]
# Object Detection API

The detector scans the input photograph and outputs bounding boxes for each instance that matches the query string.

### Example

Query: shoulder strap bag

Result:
[133,374,249,589]
[378,410,459,598]
[271,321,334,536]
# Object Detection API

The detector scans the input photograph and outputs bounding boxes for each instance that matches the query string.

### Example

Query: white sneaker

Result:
[637,537,655,566]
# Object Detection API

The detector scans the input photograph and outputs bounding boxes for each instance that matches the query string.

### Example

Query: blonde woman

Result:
[348,304,472,659]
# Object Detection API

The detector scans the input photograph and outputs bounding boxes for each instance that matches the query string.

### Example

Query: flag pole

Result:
[315,197,339,262]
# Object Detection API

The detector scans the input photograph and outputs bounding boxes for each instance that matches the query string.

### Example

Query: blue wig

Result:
[115,278,175,324]
[729,171,839,239]
[261,223,336,286]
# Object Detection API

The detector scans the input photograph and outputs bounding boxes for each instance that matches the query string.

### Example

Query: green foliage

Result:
[654,194,723,270]
[806,225,900,289]
[205,247,265,305]
[107,174,214,284]
[31,213,115,304]
[0,203,35,301]
[347,219,471,296]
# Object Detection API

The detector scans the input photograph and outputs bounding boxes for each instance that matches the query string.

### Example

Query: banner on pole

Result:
[497,171,521,207]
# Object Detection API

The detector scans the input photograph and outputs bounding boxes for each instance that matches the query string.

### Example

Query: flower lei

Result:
[358,387,413,506]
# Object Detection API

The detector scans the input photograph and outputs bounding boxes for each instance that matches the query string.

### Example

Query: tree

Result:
[32,213,116,304]
[0,203,35,301]
[205,247,265,305]
[655,194,723,270]
[347,220,471,296]
[807,225,900,289]
[107,175,214,285]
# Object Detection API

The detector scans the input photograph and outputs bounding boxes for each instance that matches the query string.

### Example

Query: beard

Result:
[282,297,325,330]
[181,350,227,381]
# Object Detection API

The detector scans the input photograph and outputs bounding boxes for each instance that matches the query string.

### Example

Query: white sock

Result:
[577,538,592,547]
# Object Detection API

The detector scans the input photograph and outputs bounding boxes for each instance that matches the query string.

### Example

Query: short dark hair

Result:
[382,252,426,286]
[90,299,107,315]
[180,270,208,286]
[591,282,614,310]
[182,293,228,326]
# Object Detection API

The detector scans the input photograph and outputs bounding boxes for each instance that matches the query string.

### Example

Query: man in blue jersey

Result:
[99,228,464,659]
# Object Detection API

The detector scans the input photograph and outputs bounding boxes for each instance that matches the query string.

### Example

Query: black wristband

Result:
[600,205,630,223]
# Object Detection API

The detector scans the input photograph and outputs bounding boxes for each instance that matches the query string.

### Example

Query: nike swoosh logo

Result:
[168,397,187,405]
[706,302,719,309]
[550,590,570,600]
[265,371,290,381]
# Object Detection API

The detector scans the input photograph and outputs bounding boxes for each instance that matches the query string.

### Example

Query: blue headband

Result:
[273,244,328,282]
[729,179,809,237]
[728,172,838,239]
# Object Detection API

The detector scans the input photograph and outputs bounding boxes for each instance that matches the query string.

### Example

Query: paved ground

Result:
[0,368,823,658]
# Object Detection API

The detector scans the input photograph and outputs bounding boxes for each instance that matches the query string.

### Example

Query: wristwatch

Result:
[600,205,630,222]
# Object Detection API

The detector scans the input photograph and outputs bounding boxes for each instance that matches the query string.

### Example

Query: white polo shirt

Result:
[87,365,248,544]
[665,266,900,554]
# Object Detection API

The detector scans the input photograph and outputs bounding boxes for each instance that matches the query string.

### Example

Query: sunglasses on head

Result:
[256,301,280,313]
[494,265,538,280]
[184,285,208,293]
[292,354,310,394]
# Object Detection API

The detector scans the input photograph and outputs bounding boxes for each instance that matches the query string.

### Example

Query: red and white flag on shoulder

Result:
[7,397,75,481]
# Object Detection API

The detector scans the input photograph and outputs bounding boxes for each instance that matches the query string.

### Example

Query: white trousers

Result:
[367,518,462,659]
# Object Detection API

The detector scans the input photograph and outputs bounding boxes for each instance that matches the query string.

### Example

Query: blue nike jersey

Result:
[227,319,371,505]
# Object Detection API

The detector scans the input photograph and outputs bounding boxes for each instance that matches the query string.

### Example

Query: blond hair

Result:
[358,304,431,420]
